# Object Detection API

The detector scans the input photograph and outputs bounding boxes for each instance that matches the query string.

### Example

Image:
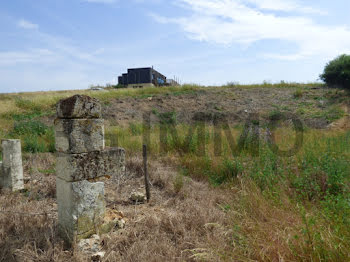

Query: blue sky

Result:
[1,0,350,92]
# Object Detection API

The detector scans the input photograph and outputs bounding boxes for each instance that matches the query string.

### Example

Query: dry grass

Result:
[0,193,68,262]
[0,153,233,261]
[102,156,232,261]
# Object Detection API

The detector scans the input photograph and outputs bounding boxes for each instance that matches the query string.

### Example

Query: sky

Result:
[1,0,350,92]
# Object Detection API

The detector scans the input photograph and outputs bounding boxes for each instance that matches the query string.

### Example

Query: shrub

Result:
[320,54,350,89]
[268,109,285,121]
[152,109,177,125]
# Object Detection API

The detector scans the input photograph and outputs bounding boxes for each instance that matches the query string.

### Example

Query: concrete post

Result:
[0,139,24,191]
[55,95,125,245]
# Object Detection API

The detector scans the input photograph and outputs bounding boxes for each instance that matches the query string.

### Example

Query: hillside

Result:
[0,84,348,131]
[0,84,349,261]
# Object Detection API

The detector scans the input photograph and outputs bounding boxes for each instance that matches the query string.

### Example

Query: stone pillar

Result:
[0,139,24,191]
[55,95,125,245]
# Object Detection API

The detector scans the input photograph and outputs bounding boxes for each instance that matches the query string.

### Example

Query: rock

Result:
[55,118,105,153]
[99,209,126,234]
[91,252,105,261]
[78,235,105,261]
[57,95,101,119]
[56,148,126,182]
[0,139,24,191]
[57,179,106,244]
[130,191,146,203]
[78,234,101,252]
[116,219,126,229]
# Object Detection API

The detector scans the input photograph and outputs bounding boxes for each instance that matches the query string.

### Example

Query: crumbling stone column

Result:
[55,95,125,244]
[0,139,24,191]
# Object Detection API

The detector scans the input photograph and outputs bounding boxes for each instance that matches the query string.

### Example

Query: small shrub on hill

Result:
[152,109,177,125]
[293,88,305,99]
[268,109,285,121]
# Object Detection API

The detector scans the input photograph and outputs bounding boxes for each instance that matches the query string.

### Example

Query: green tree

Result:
[320,54,350,89]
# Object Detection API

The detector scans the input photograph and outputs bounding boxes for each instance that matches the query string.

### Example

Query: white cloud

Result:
[0,26,103,67]
[152,0,350,60]
[0,49,56,66]
[242,0,326,14]
[17,19,39,30]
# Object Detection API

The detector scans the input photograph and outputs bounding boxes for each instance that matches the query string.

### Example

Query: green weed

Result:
[23,135,47,153]
[293,88,305,99]
[152,109,177,125]
[173,173,184,193]
[129,122,143,136]
[8,120,55,153]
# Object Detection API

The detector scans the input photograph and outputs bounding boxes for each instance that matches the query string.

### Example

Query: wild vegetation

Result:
[0,83,349,261]
[105,122,350,260]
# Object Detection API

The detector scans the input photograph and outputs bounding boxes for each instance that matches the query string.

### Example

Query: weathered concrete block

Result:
[55,94,127,246]
[57,95,102,119]
[56,148,126,182]
[0,139,24,191]
[57,178,106,244]
[55,119,105,154]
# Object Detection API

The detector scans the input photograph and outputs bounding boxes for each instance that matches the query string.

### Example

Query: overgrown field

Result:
[0,83,349,261]
[107,123,350,260]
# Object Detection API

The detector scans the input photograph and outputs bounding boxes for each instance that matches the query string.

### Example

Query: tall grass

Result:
[105,121,350,260]
[6,119,55,153]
